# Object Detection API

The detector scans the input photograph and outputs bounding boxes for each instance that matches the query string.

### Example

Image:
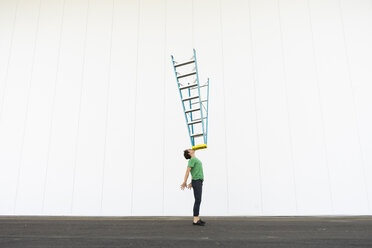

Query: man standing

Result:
[180,149,206,226]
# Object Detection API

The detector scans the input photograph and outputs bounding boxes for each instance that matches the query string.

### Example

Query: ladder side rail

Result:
[193,49,206,145]
[188,87,194,142]
[171,55,194,146]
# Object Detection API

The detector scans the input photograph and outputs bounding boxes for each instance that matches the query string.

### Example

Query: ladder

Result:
[171,49,210,150]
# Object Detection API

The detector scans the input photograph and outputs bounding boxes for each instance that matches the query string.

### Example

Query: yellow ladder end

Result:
[192,144,207,150]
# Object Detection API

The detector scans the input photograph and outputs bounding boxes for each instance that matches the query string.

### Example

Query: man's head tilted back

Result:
[183,149,195,159]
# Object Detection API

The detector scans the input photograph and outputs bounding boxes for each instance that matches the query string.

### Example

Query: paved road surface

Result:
[0,216,371,247]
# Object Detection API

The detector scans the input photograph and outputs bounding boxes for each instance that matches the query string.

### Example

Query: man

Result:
[180,149,206,226]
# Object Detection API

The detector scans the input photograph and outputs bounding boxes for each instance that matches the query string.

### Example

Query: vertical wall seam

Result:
[191,0,194,48]
[307,0,334,213]
[13,0,43,214]
[42,0,66,214]
[100,0,116,215]
[276,0,298,214]
[130,0,141,216]
[218,0,230,215]
[247,0,264,215]
[0,0,20,123]
[70,0,90,214]
[338,0,370,213]
[161,0,167,216]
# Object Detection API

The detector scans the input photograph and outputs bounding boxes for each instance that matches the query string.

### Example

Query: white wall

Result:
[0,0,371,216]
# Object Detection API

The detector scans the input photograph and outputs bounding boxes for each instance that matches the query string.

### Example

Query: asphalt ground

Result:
[0,216,371,247]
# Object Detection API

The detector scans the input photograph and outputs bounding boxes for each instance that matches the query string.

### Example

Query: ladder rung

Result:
[180,83,198,90]
[189,84,207,90]
[191,133,204,137]
[188,120,202,125]
[193,117,207,121]
[188,86,207,92]
[177,72,196,79]
[191,100,207,105]
[175,60,195,68]
[185,108,200,113]
[182,95,199,101]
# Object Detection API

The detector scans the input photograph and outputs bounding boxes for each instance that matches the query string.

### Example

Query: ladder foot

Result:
[192,144,207,150]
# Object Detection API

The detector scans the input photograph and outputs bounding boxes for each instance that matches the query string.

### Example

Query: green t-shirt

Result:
[188,157,204,180]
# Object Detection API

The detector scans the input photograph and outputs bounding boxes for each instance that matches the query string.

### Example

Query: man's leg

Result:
[192,180,202,219]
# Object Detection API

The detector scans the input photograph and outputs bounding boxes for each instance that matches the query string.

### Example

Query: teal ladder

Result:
[170,49,209,150]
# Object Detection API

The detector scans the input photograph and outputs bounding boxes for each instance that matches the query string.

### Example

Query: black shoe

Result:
[193,220,205,226]
[199,219,206,224]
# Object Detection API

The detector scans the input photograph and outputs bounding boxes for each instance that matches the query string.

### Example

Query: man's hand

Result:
[180,182,187,190]
[187,183,192,189]
[181,167,192,190]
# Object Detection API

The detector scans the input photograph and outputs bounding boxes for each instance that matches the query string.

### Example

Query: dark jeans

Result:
[191,179,203,217]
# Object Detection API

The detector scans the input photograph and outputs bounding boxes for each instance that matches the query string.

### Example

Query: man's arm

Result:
[180,167,192,190]
[183,167,192,183]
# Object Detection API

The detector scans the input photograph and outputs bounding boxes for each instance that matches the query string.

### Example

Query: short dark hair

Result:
[184,149,191,160]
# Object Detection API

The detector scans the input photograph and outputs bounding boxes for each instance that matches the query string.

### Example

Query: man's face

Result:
[188,149,195,156]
